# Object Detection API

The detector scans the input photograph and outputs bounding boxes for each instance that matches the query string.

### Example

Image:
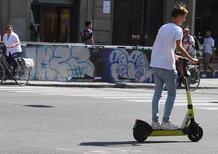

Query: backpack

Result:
[183,35,200,51]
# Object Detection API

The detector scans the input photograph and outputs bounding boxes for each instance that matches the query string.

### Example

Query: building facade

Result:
[0,0,217,46]
[0,0,32,40]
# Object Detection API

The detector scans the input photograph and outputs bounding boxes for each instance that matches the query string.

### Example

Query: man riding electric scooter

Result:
[133,4,203,142]
[150,4,198,130]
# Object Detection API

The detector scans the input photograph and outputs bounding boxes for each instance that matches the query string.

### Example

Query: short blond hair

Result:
[171,4,188,18]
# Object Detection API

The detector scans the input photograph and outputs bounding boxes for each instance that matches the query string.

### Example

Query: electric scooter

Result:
[133,58,203,142]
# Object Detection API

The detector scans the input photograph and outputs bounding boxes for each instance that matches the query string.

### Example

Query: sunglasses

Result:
[5,28,12,32]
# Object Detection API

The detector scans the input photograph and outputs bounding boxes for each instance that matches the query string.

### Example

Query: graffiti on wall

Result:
[23,44,153,83]
[25,45,95,81]
[108,48,153,83]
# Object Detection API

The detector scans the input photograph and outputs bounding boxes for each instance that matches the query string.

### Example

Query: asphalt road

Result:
[0,86,218,154]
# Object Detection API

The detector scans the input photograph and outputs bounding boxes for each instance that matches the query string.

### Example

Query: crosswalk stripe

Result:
[127,99,218,103]
[173,103,218,106]
[197,107,218,110]
[0,86,217,111]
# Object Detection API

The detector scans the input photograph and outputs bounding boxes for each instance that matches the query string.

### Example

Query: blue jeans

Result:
[8,52,22,68]
[152,67,177,122]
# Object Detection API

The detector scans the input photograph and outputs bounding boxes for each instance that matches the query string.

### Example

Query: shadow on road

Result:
[79,140,190,147]
[23,105,55,108]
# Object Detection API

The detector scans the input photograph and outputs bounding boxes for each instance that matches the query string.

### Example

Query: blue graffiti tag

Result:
[109,49,149,82]
[69,66,87,78]
[40,59,48,70]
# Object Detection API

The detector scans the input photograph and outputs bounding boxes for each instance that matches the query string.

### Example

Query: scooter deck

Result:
[150,129,185,136]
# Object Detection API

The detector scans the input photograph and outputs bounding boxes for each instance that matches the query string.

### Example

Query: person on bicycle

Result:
[182,27,196,58]
[2,25,22,69]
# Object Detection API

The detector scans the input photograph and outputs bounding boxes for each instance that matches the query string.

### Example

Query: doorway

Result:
[40,7,70,42]
[112,0,146,46]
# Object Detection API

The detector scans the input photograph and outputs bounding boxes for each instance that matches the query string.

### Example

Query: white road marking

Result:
[1,86,217,111]
[56,148,75,152]
[128,99,218,103]
[196,107,218,110]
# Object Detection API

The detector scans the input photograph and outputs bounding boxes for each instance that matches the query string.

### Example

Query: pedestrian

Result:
[2,25,22,69]
[29,23,37,42]
[81,20,94,45]
[150,4,198,130]
[196,32,203,44]
[201,31,216,77]
[182,27,196,58]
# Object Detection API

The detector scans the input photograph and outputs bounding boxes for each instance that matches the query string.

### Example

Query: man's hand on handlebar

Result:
[189,58,199,65]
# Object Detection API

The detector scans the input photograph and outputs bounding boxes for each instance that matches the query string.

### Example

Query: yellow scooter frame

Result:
[133,59,203,142]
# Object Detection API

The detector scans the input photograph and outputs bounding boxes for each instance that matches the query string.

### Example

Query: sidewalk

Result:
[26,78,218,89]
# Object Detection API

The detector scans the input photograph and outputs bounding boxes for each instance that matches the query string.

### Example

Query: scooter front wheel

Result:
[187,125,203,142]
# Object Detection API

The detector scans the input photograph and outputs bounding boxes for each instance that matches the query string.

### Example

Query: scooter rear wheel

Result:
[133,127,148,143]
[133,120,152,142]
[187,125,203,142]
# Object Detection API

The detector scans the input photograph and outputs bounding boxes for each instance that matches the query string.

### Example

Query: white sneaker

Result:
[161,121,179,130]
[213,71,217,77]
[201,73,207,78]
[151,121,161,130]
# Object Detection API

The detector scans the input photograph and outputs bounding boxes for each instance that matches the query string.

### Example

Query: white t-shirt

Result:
[3,32,22,56]
[150,23,183,70]
[182,35,196,56]
[203,37,214,54]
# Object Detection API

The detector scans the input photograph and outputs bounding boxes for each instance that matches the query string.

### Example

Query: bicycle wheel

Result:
[13,66,31,86]
[0,63,5,84]
[188,66,200,91]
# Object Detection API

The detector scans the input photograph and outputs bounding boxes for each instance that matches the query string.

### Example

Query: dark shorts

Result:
[203,53,212,64]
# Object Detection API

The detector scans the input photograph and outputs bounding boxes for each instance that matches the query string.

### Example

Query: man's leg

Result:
[162,70,177,122]
[208,64,214,72]
[152,68,164,122]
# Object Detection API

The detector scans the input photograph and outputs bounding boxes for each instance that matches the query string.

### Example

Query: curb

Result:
[27,83,218,89]
[27,82,155,89]
[2,81,218,89]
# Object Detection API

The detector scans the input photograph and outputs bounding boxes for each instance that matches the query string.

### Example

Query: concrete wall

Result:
[24,44,95,81]
[22,43,153,83]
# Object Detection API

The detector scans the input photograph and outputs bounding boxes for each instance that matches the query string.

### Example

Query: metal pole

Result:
[191,0,196,35]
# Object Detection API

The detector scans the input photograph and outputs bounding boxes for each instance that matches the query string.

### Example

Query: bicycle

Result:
[0,45,33,86]
[177,62,200,91]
